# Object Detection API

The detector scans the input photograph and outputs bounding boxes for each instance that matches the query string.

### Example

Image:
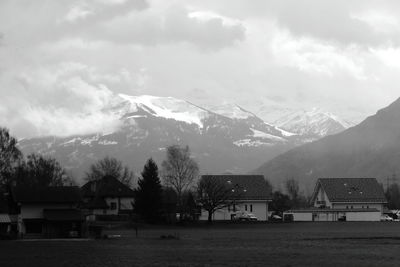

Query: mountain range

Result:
[254,97,400,192]
[18,94,350,183]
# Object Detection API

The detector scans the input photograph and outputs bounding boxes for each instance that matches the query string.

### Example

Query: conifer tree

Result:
[134,158,163,222]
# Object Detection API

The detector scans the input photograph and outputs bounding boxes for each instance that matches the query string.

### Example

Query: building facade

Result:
[284,178,387,222]
[81,176,135,218]
[11,186,84,238]
[199,175,272,221]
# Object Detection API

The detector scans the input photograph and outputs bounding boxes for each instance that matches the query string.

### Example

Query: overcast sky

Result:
[1,0,400,138]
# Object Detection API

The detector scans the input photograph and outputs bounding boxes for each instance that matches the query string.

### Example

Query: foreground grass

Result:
[1,222,400,266]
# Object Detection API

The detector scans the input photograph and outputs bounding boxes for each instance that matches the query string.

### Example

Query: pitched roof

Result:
[81,176,135,198]
[201,175,271,200]
[313,178,386,203]
[12,186,82,204]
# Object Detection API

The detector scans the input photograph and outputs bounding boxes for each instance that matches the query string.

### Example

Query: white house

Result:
[199,175,272,221]
[284,178,387,222]
[81,176,135,217]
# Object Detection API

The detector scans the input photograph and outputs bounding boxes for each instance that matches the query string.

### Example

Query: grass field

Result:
[2,222,400,267]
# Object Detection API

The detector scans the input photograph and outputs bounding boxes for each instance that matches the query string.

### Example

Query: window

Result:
[351,206,353,209]
[245,205,248,211]
[346,206,349,209]
[250,205,253,212]
[110,202,117,210]
[228,205,231,212]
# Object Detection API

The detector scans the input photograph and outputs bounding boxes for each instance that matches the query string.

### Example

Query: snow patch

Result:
[233,139,275,147]
[210,104,255,119]
[250,128,286,142]
[118,94,208,128]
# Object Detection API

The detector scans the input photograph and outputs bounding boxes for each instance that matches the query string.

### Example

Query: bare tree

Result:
[0,127,22,185]
[197,175,234,223]
[285,178,299,201]
[85,156,134,186]
[162,145,199,215]
[16,153,68,187]
[285,178,308,209]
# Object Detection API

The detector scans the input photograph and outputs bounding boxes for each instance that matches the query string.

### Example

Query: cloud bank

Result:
[1,0,400,137]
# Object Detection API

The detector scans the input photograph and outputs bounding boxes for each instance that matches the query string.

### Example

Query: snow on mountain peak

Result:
[274,108,352,137]
[209,103,256,119]
[117,94,209,128]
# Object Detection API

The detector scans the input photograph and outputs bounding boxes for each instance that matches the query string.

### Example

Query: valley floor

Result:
[1,222,400,267]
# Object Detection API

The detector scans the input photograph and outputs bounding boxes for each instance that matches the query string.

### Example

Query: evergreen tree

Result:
[134,158,163,223]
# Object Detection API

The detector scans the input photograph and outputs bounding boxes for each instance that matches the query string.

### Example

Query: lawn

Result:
[1,222,400,267]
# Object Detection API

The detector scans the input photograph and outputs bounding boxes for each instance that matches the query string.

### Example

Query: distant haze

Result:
[1,0,400,138]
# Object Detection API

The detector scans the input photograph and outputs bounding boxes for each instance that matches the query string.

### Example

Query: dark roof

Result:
[312,178,387,203]
[81,176,135,198]
[12,186,82,204]
[201,175,271,200]
[43,209,83,221]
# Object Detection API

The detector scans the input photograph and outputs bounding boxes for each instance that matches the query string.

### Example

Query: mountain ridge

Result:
[18,93,352,183]
[253,97,400,191]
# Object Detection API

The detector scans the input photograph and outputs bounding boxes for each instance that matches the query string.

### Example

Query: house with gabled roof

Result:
[284,178,387,222]
[11,186,84,238]
[199,175,272,221]
[81,176,135,218]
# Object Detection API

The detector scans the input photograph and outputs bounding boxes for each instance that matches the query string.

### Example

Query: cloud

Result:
[2,0,400,138]
[73,5,246,50]
[271,29,367,79]
[0,62,149,137]
[64,4,94,23]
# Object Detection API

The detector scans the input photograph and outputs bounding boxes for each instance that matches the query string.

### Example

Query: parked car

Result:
[234,211,258,221]
[380,214,394,221]
[271,214,282,221]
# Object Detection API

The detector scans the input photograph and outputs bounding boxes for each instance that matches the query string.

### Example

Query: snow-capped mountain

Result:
[18,94,301,182]
[273,108,353,139]
[245,103,353,141]
[208,103,257,120]
[18,94,352,182]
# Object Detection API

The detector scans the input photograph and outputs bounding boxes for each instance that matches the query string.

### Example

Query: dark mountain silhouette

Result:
[254,97,400,191]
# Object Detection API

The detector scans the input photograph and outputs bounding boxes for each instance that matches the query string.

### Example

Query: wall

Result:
[332,203,383,213]
[346,211,381,221]
[90,197,134,215]
[294,212,313,221]
[21,204,74,219]
[200,201,269,221]
[286,210,381,222]
[313,186,332,208]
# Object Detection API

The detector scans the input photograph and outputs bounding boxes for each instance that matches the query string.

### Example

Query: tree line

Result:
[0,126,312,223]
